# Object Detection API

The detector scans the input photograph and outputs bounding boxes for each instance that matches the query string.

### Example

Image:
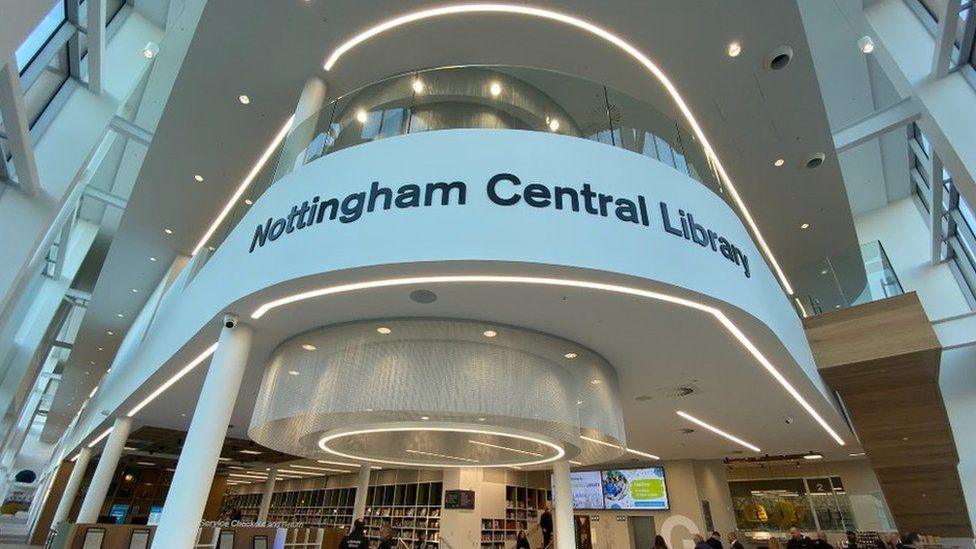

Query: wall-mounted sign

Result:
[444,490,475,510]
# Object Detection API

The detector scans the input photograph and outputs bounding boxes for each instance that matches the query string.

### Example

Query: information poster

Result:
[601,467,669,509]
[570,471,605,509]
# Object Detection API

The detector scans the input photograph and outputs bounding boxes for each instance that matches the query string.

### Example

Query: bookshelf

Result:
[221,487,356,530]
[480,485,550,548]
[364,481,442,547]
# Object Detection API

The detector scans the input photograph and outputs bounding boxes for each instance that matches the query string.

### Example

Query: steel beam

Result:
[832,97,920,153]
[931,0,961,79]
[86,0,106,94]
[109,115,153,146]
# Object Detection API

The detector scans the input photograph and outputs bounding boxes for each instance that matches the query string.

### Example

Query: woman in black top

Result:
[516,530,531,549]
[655,535,669,549]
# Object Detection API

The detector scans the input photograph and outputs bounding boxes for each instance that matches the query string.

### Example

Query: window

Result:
[14,2,67,73]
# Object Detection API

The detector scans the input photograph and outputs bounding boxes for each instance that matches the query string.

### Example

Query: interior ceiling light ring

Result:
[318,425,566,468]
[250,274,845,446]
[321,3,794,295]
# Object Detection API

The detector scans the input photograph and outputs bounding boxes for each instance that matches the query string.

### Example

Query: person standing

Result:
[727,532,744,549]
[377,523,397,549]
[655,534,670,549]
[707,531,724,549]
[414,530,427,549]
[540,505,554,548]
[788,528,814,549]
[515,530,531,549]
[815,532,834,549]
[695,534,713,549]
[338,519,369,549]
[846,531,859,549]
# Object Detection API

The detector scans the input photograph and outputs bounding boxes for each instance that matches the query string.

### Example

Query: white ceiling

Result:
[47,0,873,461]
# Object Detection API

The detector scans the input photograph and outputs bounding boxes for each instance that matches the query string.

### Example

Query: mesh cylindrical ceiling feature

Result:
[248,318,626,467]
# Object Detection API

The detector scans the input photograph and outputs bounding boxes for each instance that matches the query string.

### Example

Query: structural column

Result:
[352,465,371,521]
[256,466,277,523]
[77,417,131,523]
[151,320,253,549]
[50,448,91,528]
[281,76,327,173]
[551,461,575,549]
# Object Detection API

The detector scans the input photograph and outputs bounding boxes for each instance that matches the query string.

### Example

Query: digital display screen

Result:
[601,467,669,510]
[570,471,604,509]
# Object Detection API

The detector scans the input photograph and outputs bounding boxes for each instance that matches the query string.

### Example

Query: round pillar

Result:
[51,448,91,527]
[551,461,575,549]
[151,321,253,549]
[352,465,371,521]
[256,465,277,523]
[77,417,131,523]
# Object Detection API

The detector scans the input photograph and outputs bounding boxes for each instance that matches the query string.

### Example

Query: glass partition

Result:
[200,65,724,256]
[794,240,903,316]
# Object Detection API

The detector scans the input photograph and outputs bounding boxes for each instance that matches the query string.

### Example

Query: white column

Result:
[151,321,253,549]
[295,76,327,123]
[256,466,277,523]
[77,417,131,523]
[281,76,328,174]
[352,465,371,520]
[551,461,575,549]
[52,448,91,527]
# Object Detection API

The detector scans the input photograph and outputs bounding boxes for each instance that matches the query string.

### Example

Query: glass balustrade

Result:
[198,65,726,255]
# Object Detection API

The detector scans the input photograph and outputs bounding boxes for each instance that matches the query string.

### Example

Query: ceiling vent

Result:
[658,384,698,398]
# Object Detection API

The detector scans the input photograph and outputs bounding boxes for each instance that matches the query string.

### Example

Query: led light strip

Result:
[579,435,622,450]
[407,449,480,463]
[191,115,295,256]
[317,459,382,470]
[253,275,845,446]
[290,464,351,473]
[321,3,794,295]
[626,448,661,460]
[127,343,218,417]
[468,439,544,457]
[676,410,761,452]
[87,427,113,448]
[320,426,566,468]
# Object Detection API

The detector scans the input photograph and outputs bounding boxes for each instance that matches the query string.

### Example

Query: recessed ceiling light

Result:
[116,313,124,318]
[800,223,810,229]
[301,344,316,351]
[376,327,392,334]
[97,347,103,351]
[107,331,114,336]
[149,257,157,262]
[420,416,430,420]
[483,330,497,338]
[773,158,785,167]
[193,174,204,182]
[365,408,374,412]
[821,269,828,275]
[576,400,583,405]
[564,352,577,359]
[89,361,96,365]
[857,35,875,54]
[131,288,138,293]
[478,417,486,422]
[489,82,502,96]
[207,246,215,252]
[849,452,866,457]
[288,370,299,376]
[164,228,173,235]
[244,199,253,205]
[238,94,250,105]
[412,79,424,93]
[803,453,823,460]
[727,41,742,57]
[180,413,186,417]
[355,110,368,123]
[590,379,602,385]
[548,118,560,132]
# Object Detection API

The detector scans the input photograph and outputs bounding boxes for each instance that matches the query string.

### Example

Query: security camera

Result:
[223,314,239,329]
[784,415,794,425]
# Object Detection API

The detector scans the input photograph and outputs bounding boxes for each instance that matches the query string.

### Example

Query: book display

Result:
[480,485,550,547]
[364,481,442,547]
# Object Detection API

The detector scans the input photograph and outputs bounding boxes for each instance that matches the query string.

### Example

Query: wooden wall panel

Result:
[803,293,972,538]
